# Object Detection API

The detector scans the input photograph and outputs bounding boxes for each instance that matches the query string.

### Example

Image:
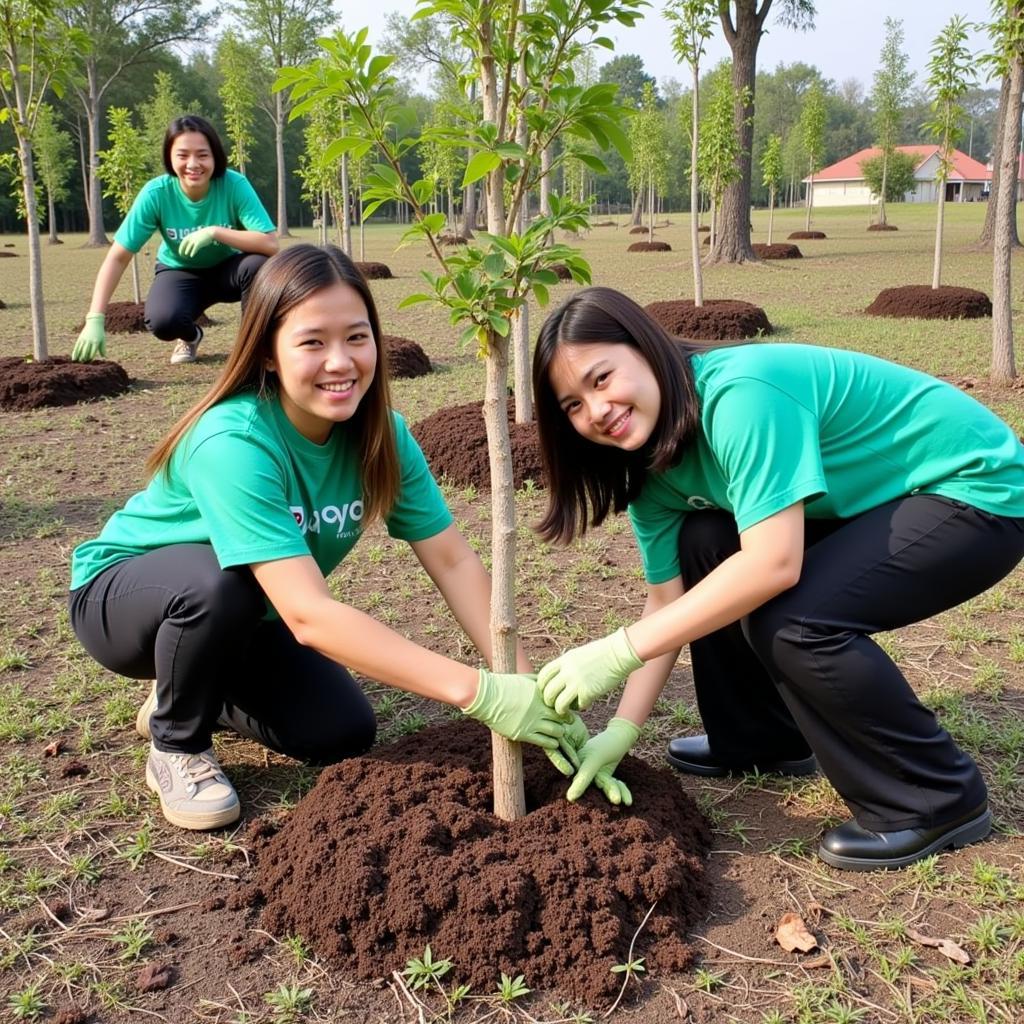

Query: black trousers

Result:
[678,496,1024,831]
[69,544,376,762]
[144,252,268,342]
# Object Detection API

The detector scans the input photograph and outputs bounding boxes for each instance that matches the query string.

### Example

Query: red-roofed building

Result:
[804,146,991,206]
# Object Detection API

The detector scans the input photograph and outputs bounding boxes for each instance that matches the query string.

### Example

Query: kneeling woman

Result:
[532,286,1024,871]
[69,245,569,830]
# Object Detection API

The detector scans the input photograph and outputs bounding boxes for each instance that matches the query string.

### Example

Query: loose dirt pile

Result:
[75,302,212,335]
[645,299,772,341]
[413,398,543,490]
[628,225,650,235]
[865,285,992,320]
[0,251,17,257]
[788,231,826,240]
[383,334,432,379]
[628,241,672,253]
[0,356,130,412]
[868,223,898,231]
[438,232,469,246]
[250,722,711,1006]
[752,243,802,259]
[356,261,393,280]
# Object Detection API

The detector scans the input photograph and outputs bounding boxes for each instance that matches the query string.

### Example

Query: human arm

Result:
[178,227,278,258]
[71,243,135,361]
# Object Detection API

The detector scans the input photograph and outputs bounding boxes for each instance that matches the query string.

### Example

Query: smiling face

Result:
[170,131,215,199]
[548,341,661,451]
[267,281,378,444]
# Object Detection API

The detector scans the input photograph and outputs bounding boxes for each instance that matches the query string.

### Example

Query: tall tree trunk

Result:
[341,153,352,255]
[512,13,532,425]
[47,191,60,244]
[767,184,774,246]
[879,151,888,226]
[648,179,654,241]
[690,66,703,307]
[932,170,946,290]
[630,189,643,225]
[992,54,1024,382]
[17,136,48,360]
[84,64,109,247]
[805,159,813,231]
[461,78,478,237]
[275,90,291,237]
[979,70,1021,248]
[76,114,91,227]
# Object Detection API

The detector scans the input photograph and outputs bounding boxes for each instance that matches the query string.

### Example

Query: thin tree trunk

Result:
[630,189,643,226]
[767,184,774,246]
[275,90,291,237]
[461,79,478,237]
[359,203,365,261]
[879,152,888,226]
[648,179,654,241]
[84,67,109,247]
[76,114,91,226]
[512,11,532,425]
[805,164,813,231]
[47,191,60,244]
[17,136,48,360]
[980,73,1011,247]
[690,65,703,306]
[932,172,946,290]
[341,153,352,255]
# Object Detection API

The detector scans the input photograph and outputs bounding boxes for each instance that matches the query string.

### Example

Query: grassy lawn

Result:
[1,200,1023,1023]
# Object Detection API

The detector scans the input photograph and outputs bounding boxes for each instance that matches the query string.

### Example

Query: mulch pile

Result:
[868,224,898,231]
[0,356,130,412]
[645,299,772,341]
[77,302,212,335]
[383,335,432,379]
[0,251,17,257]
[788,231,826,240]
[752,243,802,260]
[697,225,710,233]
[865,285,992,320]
[0,299,5,309]
[356,261,393,280]
[438,232,469,246]
[628,241,672,253]
[413,397,543,490]
[250,722,711,1006]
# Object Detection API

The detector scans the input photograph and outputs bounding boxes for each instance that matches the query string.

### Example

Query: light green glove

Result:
[178,226,218,258]
[566,717,639,805]
[72,314,106,362]
[539,627,644,715]
[545,711,589,777]
[462,669,565,750]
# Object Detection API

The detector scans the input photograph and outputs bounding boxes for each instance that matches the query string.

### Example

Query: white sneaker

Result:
[135,682,157,741]
[169,325,203,365]
[145,744,240,830]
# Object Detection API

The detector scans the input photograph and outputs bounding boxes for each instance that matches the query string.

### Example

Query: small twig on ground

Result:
[604,900,658,1019]
[109,899,205,922]
[150,848,240,879]
[35,895,70,931]
[391,969,428,1024]
[661,983,691,1019]
[690,934,803,967]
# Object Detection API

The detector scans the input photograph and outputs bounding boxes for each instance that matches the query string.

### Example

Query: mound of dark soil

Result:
[628,225,650,235]
[752,243,802,260]
[628,241,672,253]
[0,251,17,257]
[0,299,5,309]
[788,231,826,239]
[0,356,130,412]
[865,285,992,320]
[645,299,772,341]
[550,263,572,281]
[438,232,469,246]
[413,398,542,490]
[383,335,432,379]
[77,302,213,335]
[592,220,617,227]
[356,261,393,280]
[251,722,710,1006]
[48,238,64,245]
[867,223,899,231]
[697,225,710,233]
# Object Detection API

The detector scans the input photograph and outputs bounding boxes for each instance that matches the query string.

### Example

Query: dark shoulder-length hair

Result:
[146,244,401,526]
[162,115,228,178]
[533,286,703,544]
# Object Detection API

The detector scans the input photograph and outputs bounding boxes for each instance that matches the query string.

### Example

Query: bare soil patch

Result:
[413,397,543,490]
[438,232,469,246]
[355,261,393,280]
[697,225,710,232]
[250,722,711,1006]
[629,226,650,235]
[645,299,772,341]
[752,243,802,259]
[865,285,992,320]
[383,334,432,379]
[74,302,213,335]
[868,223,899,231]
[788,231,826,240]
[0,355,130,411]
[628,241,672,253]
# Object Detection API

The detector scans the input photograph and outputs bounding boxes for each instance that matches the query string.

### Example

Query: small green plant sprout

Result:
[693,967,725,993]
[112,917,154,961]
[7,982,45,1021]
[497,971,530,1004]
[264,982,314,1023]
[402,945,453,992]
[605,901,657,1017]
[282,933,312,967]
[121,822,154,869]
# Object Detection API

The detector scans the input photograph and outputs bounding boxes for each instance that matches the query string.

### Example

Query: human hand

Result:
[566,717,639,805]
[71,314,106,362]
[545,711,589,776]
[462,669,565,750]
[539,627,644,715]
[178,226,218,258]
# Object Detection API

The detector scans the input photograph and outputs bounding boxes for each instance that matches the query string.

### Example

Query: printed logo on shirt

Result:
[166,224,231,241]
[687,495,720,511]
[290,501,364,539]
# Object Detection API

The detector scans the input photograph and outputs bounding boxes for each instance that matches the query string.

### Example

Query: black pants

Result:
[144,253,268,342]
[679,496,1024,831]
[69,544,376,762]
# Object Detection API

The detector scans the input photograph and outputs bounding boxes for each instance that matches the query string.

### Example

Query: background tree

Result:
[97,106,150,302]
[0,0,82,359]
[859,150,917,205]
[33,103,74,244]
[296,98,343,245]
[217,31,259,175]
[923,15,975,290]
[666,0,716,307]
[760,131,782,244]
[140,70,182,177]
[698,61,745,250]
[229,0,336,238]
[869,17,913,227]
[799,79,825,230]
[628,81,668,241]
[712,0,815,263]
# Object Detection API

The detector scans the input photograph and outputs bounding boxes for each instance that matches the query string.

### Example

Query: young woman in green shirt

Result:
[531,286,1024,871]
[70,245,578,831]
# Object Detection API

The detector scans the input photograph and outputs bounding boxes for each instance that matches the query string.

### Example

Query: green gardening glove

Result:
[178,226,218,259]
[462,669,565,750]
[72,314,106,362]
[545,711,589,776]
[539,627,644,715]
[566,717,639,806]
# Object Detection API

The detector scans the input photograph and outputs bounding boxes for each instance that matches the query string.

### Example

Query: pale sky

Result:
[339,0,991,95]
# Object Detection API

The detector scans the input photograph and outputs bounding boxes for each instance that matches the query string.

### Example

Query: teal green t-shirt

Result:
[70,394,453,597]
[629,344,1024,584]
[113,170,275,270]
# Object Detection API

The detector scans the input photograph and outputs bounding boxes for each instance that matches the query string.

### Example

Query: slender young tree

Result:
[217,30,259,175]
[760,131,782,244]
[666,0,716,306]
[33,103,74,244]
[698,61,745,250]
[923,15,975,290]
[870,17,913,227]
[977,69,1019,246]
[140,71,182,178]
[628,81,668,241]
[799,80,825,230]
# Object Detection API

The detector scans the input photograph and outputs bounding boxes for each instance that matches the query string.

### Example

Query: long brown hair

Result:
[146,244,401,525]
[533,287,703,544]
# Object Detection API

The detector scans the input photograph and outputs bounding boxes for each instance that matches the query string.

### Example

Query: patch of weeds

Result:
[69,853,102,885]
[692,967,724,993]
[768,835,816,858]
[669,702,701,730]
[967,914,1009,954]
[392,712,428,737]
[121,822,154,869]
[496,972,530,1004]
[103,693,137,729]
[970,658,1003,695]
[0,645,30,672]
[112,917,154,960]
[874,632,904,664]
[946,620,997,654]
[264,982,314,1022]
[7,982,45,1021]
[403,945,453,991]
[282,934,312,968]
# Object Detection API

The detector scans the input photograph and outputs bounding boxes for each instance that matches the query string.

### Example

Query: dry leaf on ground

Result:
[42,739,65,757]
[906,926,971,964]
[775,912,819,953]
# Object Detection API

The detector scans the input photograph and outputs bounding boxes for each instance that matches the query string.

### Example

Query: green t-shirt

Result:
[113,170,275,270]
[629,344,1024,584]
[70,394,453,601]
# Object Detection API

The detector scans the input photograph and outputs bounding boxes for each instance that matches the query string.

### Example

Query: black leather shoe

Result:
[665,735,818,777]
[818,802,991,872]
